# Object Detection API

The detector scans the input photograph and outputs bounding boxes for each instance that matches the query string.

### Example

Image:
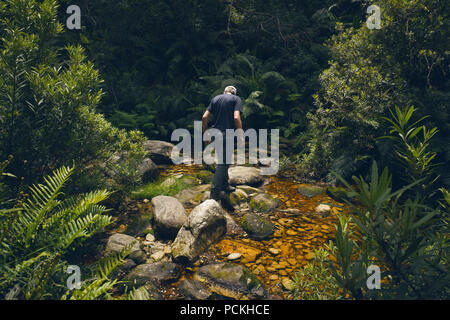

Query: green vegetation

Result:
[130,177,191,200]
[0,164,120,299]
[0,0,147,196]
[0,0,448,300]
[290,248,343,300]
[325,106,449,299]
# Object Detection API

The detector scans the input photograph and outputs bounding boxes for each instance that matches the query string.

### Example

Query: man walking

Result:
[202,86,243,201]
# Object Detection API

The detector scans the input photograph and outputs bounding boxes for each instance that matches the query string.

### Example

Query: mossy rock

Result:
[229,189,249,206]
[160,177,177,188]
[297,186,323,198]
[175,184,211,205]
[179,175,199,186]
[249,193,279,213]
[197,170,214,184]
[193,263,266,300]
[241,213,275,240]
[236,185,261,195]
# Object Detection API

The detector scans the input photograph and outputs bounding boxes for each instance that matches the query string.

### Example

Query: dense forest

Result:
[0,0,448,301]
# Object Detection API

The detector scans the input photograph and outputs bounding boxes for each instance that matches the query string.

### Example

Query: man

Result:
[202,86,243,201]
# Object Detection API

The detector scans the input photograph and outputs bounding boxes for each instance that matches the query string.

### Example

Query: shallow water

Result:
[107,164,348,299]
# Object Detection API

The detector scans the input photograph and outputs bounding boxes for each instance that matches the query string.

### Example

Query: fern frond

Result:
[65,279,118,300]
[94,242,135,279]
[15,166,74,246]
[59,213,112,249]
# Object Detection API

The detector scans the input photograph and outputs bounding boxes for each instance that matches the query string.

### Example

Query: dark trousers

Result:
[210,132,232,200]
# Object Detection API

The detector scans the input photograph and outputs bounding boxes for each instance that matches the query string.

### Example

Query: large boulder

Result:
[106,153,159,183]
[241,213,275,240]
[151,196,188,239]
[143,140,175,164]
[123,261,182,289]
[193,263,266,300]
[228,166,264,187]
[105,234,141,255]
[139,158,159,183]
[172,200,227,264]
[249,193,280,213]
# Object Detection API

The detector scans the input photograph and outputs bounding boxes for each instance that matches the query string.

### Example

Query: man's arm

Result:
[234,110,244,145]
[234,110,242,130]
[202,110,211,133]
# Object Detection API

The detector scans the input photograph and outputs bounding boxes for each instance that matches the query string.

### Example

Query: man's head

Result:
[224,86,237,95]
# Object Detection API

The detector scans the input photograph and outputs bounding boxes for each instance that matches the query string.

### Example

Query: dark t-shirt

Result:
[207,94,243,132]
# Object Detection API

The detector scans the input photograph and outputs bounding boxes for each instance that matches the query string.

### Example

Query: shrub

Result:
[290,247,343,300]
[0,0,147,195]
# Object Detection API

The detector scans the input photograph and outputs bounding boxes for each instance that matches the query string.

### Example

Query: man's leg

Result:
[211,163,228,200]
[210,133,226,200]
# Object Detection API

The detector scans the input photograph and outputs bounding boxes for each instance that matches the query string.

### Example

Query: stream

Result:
[107,164,346,299]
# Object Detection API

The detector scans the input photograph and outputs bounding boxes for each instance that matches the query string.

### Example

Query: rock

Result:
[236,185,262,195]
[249,193,279,213]
[193,263,266,300]
[229,189,249,206]
[150,251,165,261]
[146,233,155,242]
[119,259,137,272]
[105,152,159,183]
[151,196,188,239]
[179,279,212,300]
[288,230,299,236]
[281,278,295,291]
[223,213,244,236]
[268,248,280,255]
[125,213,153,237]
[105,234,141,255]
[218,239,262,263]
[228,166,264,187]
[139,158,159,183]
[297,186,323,198]
[227,253,242,261]
[143,140,175,164]
[175,184,211,205]
[241,213,275,240]
[160,177,177,188]
[197,170,214,184]
[315,204,331,215]
[123,262,181,289]
[129,250,147,264]
[179,175,199,186]
[172,200,227,264]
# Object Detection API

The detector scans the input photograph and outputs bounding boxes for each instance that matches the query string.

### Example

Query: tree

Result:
[303,0,449,184]
[0,0,146,192]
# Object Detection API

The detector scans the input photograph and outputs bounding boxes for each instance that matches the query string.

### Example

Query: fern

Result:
[62,243,136,300]
[0,165,114,299]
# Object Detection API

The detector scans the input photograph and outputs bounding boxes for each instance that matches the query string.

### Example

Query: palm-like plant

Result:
[0,165,114,299]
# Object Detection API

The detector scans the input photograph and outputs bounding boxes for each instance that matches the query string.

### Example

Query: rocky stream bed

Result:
[84,141,348,300]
